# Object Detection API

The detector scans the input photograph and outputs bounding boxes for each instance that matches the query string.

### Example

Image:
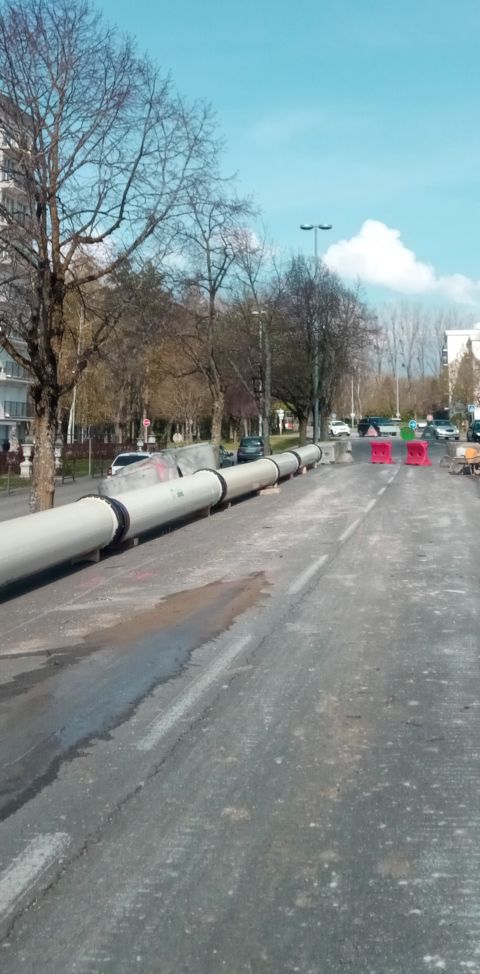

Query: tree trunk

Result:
[262,330,272,455]
[30,405,58,512]
[298,416,308,445]
[319,411,329,440]
[210,391,224,447]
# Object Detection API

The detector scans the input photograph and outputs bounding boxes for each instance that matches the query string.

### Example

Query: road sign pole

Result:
[142,416,151,446]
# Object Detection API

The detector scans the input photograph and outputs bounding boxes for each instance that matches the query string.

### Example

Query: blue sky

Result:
[100,0,480,310]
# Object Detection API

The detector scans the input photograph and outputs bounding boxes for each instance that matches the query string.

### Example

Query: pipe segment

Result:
[286,444,322,468]
[119,469,223,541]
[0,447,323,590]
[217,457,278,501]
[0,495,119,589]
[266,451,300,479]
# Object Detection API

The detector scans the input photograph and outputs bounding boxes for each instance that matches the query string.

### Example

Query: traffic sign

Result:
[468,404,475,414]
[426,413,433,421]
[143,418,151,428]
[408,419,417,430]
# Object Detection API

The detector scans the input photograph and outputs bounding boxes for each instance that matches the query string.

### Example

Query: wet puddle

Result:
[0,574,268,820]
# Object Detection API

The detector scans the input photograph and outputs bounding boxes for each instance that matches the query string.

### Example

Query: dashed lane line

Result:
[339,518,361,544]
[136,635,253,752]
[288,555,329,596]
[0,832,70,922]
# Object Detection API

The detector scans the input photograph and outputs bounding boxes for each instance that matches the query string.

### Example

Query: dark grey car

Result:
[237,436,265,463]
[467,420,480,443]
[218,445,235,467]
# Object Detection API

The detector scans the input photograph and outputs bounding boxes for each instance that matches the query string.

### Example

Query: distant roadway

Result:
[0,437,479,973]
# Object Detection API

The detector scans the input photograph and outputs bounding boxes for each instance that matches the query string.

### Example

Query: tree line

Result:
[0,0,468,510]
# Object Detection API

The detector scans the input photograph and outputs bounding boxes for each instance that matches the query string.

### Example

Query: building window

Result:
[2,399,33,419]
[0,157,16,181]
[2,194,27,225]
[4,359,28,379]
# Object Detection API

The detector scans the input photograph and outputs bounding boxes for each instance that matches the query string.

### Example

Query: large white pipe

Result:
[0,496,119,588]
[218,457,278,501]
[120,469,223,541]
[286,444,322,467]
[0,446,323,591]
[267,451,300,479]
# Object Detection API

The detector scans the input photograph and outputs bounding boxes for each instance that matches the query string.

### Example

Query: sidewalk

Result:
[0,477,101,523]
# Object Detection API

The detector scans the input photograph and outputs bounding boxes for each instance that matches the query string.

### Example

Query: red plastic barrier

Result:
[370,440,394,464]
[405,440,431,466]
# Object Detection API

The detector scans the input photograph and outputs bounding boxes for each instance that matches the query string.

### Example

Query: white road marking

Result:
[364,498,376,514]
[377,486,387,496]
[288,554,329,596]
[0,832,70,920]
[137,635,253,752]
[339,519,361,543]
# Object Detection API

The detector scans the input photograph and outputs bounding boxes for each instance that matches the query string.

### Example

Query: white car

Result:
[329,420,350,437]
[107,451,151,475]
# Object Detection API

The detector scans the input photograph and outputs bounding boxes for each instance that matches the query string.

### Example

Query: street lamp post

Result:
[394,360,405,421]
[252,309,265,436]
[252,308,270,451]
[300,222,333,442]
[67,305,85,444]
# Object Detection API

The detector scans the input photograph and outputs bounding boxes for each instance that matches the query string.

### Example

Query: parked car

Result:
[329,420,350,437]
[107,451,151,476]
[237,436,265,463]
[358,416,380,436]
[218,445,235,467]
[431,419,459,441]
[467,420,480,443]
[357,417,400,436]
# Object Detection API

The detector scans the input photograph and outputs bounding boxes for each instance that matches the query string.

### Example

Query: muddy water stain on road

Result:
[0,574,267,820]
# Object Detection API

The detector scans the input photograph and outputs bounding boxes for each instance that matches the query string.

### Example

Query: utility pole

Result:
[300,222,333,442]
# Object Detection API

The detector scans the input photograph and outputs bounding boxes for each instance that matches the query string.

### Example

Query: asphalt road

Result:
[0,440,479,972]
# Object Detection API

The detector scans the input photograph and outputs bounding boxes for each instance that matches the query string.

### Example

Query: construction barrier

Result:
[370,440,394,464]
[405,440,431,466]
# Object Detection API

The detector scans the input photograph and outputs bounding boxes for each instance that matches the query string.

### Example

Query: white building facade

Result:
[0,120,32,446]
[0,339,31,445]
[444,327,480,415]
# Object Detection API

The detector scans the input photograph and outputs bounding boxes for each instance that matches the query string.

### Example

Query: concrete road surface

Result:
[0,444,479,972]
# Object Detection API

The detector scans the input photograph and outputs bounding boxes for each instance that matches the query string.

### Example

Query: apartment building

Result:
[0,340,32,445]
[0,112,32,446]
[443,327,480,414]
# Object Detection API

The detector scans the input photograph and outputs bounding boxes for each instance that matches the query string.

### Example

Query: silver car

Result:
[431,420,459,441]
[107,451,151,475]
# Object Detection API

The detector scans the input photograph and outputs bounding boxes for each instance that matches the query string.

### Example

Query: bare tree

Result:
[273,256,374,442]
[168,184,255,449]
[0,0,215,509]
[227,232,282,454]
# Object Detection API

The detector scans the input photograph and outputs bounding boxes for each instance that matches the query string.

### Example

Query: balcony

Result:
[0,359,29,381]
[1,399,34,420]
[1,191,28,225]
[0,157,25,197]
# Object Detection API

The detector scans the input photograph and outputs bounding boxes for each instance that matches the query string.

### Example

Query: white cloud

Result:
[323,219,480,305]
